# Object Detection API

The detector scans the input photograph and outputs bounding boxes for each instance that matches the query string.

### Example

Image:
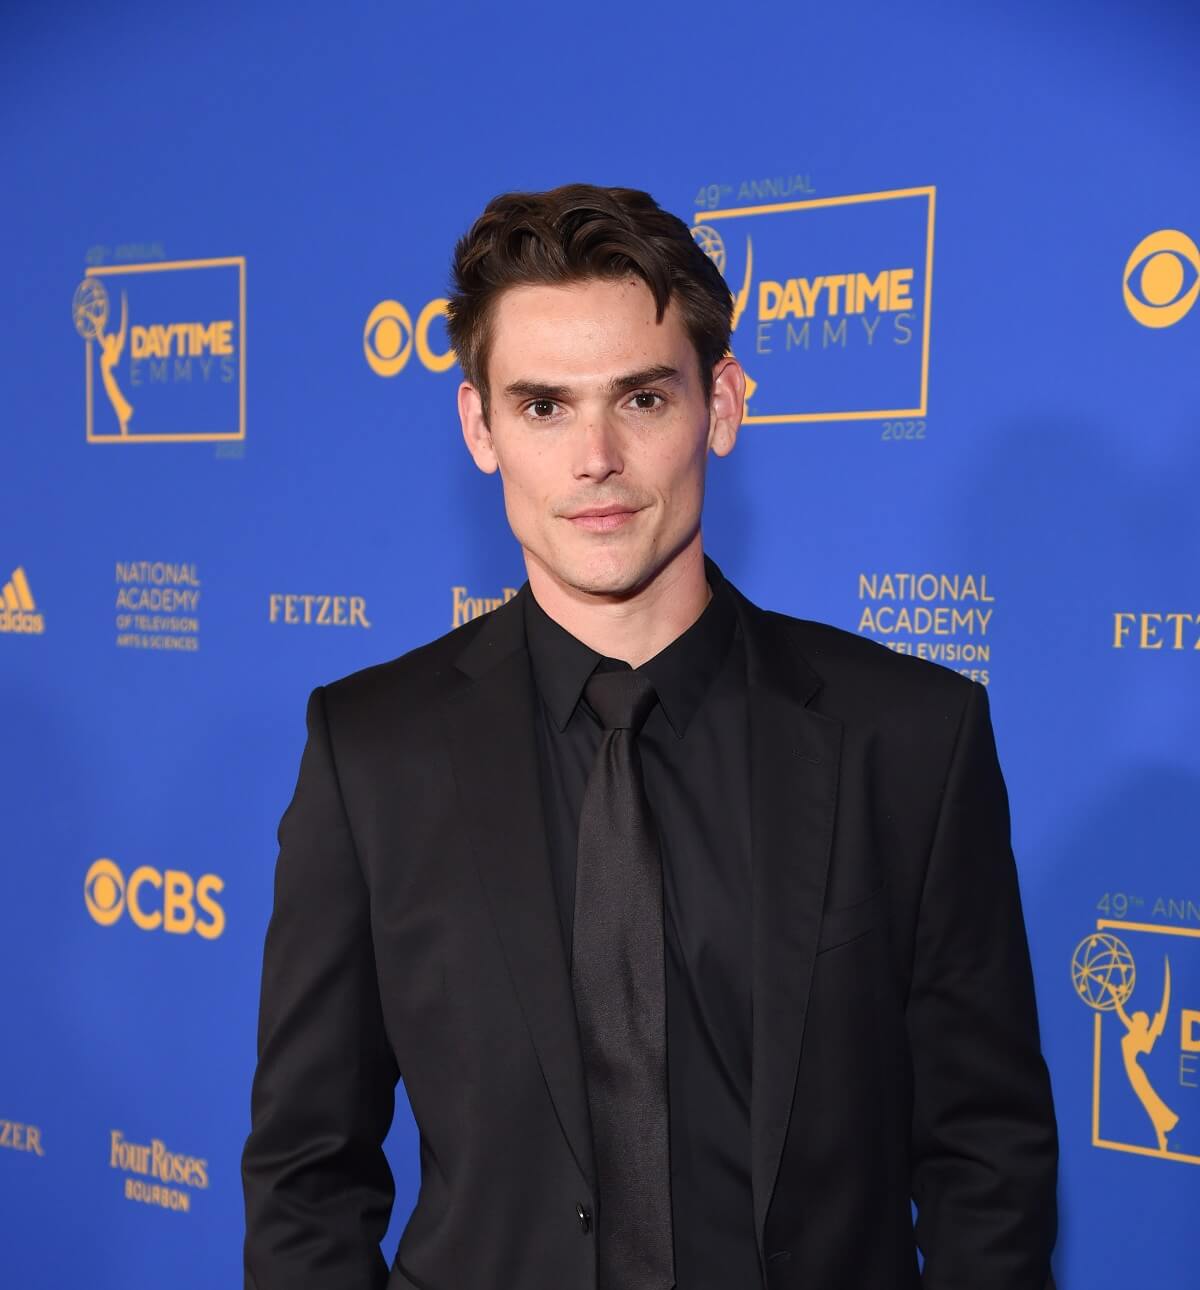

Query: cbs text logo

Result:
[84,858,225,939]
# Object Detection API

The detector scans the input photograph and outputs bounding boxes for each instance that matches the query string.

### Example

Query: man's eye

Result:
[528,399,558,418]
[629,391,664,411]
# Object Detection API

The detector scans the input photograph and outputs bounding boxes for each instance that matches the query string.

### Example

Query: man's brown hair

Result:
[445,183,733,418]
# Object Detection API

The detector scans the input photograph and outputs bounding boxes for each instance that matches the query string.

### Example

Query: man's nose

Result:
[573,412,623,479]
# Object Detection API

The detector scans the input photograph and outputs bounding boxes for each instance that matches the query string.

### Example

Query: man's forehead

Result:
[488,277,692,383]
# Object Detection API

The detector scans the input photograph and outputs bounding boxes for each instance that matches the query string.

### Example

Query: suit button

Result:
[576,1202,592,1233]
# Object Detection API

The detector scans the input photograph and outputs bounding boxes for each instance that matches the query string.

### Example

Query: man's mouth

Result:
[563,504,642,533]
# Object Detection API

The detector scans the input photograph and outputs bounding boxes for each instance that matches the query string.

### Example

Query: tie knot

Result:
[584,668,658,733]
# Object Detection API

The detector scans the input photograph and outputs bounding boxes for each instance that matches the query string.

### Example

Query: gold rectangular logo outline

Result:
[1092,917,1200,1166]
[697,187,936,424]
[84,256,247,444]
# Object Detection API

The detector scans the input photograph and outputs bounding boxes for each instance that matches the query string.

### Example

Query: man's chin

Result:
[542,548,656,601]
[566,567,646,599]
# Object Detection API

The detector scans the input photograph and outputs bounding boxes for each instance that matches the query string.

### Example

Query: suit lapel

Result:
[443,590,596,1189]
[733,589,843,1256]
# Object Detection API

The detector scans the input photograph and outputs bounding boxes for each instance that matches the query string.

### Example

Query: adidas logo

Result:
[0,567,45,634]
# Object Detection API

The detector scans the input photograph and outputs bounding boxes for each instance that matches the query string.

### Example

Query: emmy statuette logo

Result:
[1071,920,1200,1166]
[73,278,134,434]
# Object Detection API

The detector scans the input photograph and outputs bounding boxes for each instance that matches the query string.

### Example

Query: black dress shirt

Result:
[523,559,761,1290]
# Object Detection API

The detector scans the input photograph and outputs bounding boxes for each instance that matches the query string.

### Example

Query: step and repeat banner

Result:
[2,1,1197,1285]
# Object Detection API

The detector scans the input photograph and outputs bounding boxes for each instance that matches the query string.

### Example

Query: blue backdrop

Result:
[3,1,1198,1284]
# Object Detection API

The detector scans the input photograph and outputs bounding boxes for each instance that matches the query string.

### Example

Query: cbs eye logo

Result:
[84,858,225,940]
[363,298,457,376]
[1123,230,1200,328]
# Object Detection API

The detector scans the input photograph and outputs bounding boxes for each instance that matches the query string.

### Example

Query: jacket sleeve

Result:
[242,685,400,1290]
[907,680,1059,1289]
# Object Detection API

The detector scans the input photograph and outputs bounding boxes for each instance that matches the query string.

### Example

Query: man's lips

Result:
[562,504,642,532]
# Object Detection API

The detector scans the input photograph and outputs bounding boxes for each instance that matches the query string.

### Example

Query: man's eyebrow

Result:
[606,365,682,394]
[502,366,683,403]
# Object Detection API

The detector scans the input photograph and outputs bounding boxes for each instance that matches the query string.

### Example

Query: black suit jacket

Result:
[242,576,1058,1290]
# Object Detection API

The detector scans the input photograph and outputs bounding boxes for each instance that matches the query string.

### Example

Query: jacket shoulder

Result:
[315,612,490,728]
[760,605,979,724]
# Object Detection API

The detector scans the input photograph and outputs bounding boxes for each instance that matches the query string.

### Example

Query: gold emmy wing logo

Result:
[691,187,935,424]
[691,223,758,404]
[72,257,246,443]
[73,278,134,433]
[1123,230,1200,328]
[0,566,44,634]
[1072,920,1200,1164]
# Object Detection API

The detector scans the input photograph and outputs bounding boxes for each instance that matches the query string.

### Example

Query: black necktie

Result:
[572,667,674,1290]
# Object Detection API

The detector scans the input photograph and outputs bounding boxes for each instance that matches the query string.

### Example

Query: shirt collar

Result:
[523,555,737,738]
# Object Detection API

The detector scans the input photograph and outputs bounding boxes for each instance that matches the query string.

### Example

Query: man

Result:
[242,184,1058,1290]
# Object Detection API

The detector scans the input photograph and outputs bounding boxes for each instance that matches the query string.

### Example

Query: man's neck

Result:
[524,538,712,668]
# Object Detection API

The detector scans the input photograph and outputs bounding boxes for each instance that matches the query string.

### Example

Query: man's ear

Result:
[707,356,745,458]
[458,381,499,474]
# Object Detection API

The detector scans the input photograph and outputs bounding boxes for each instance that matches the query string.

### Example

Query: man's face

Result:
[457,276,743,600]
